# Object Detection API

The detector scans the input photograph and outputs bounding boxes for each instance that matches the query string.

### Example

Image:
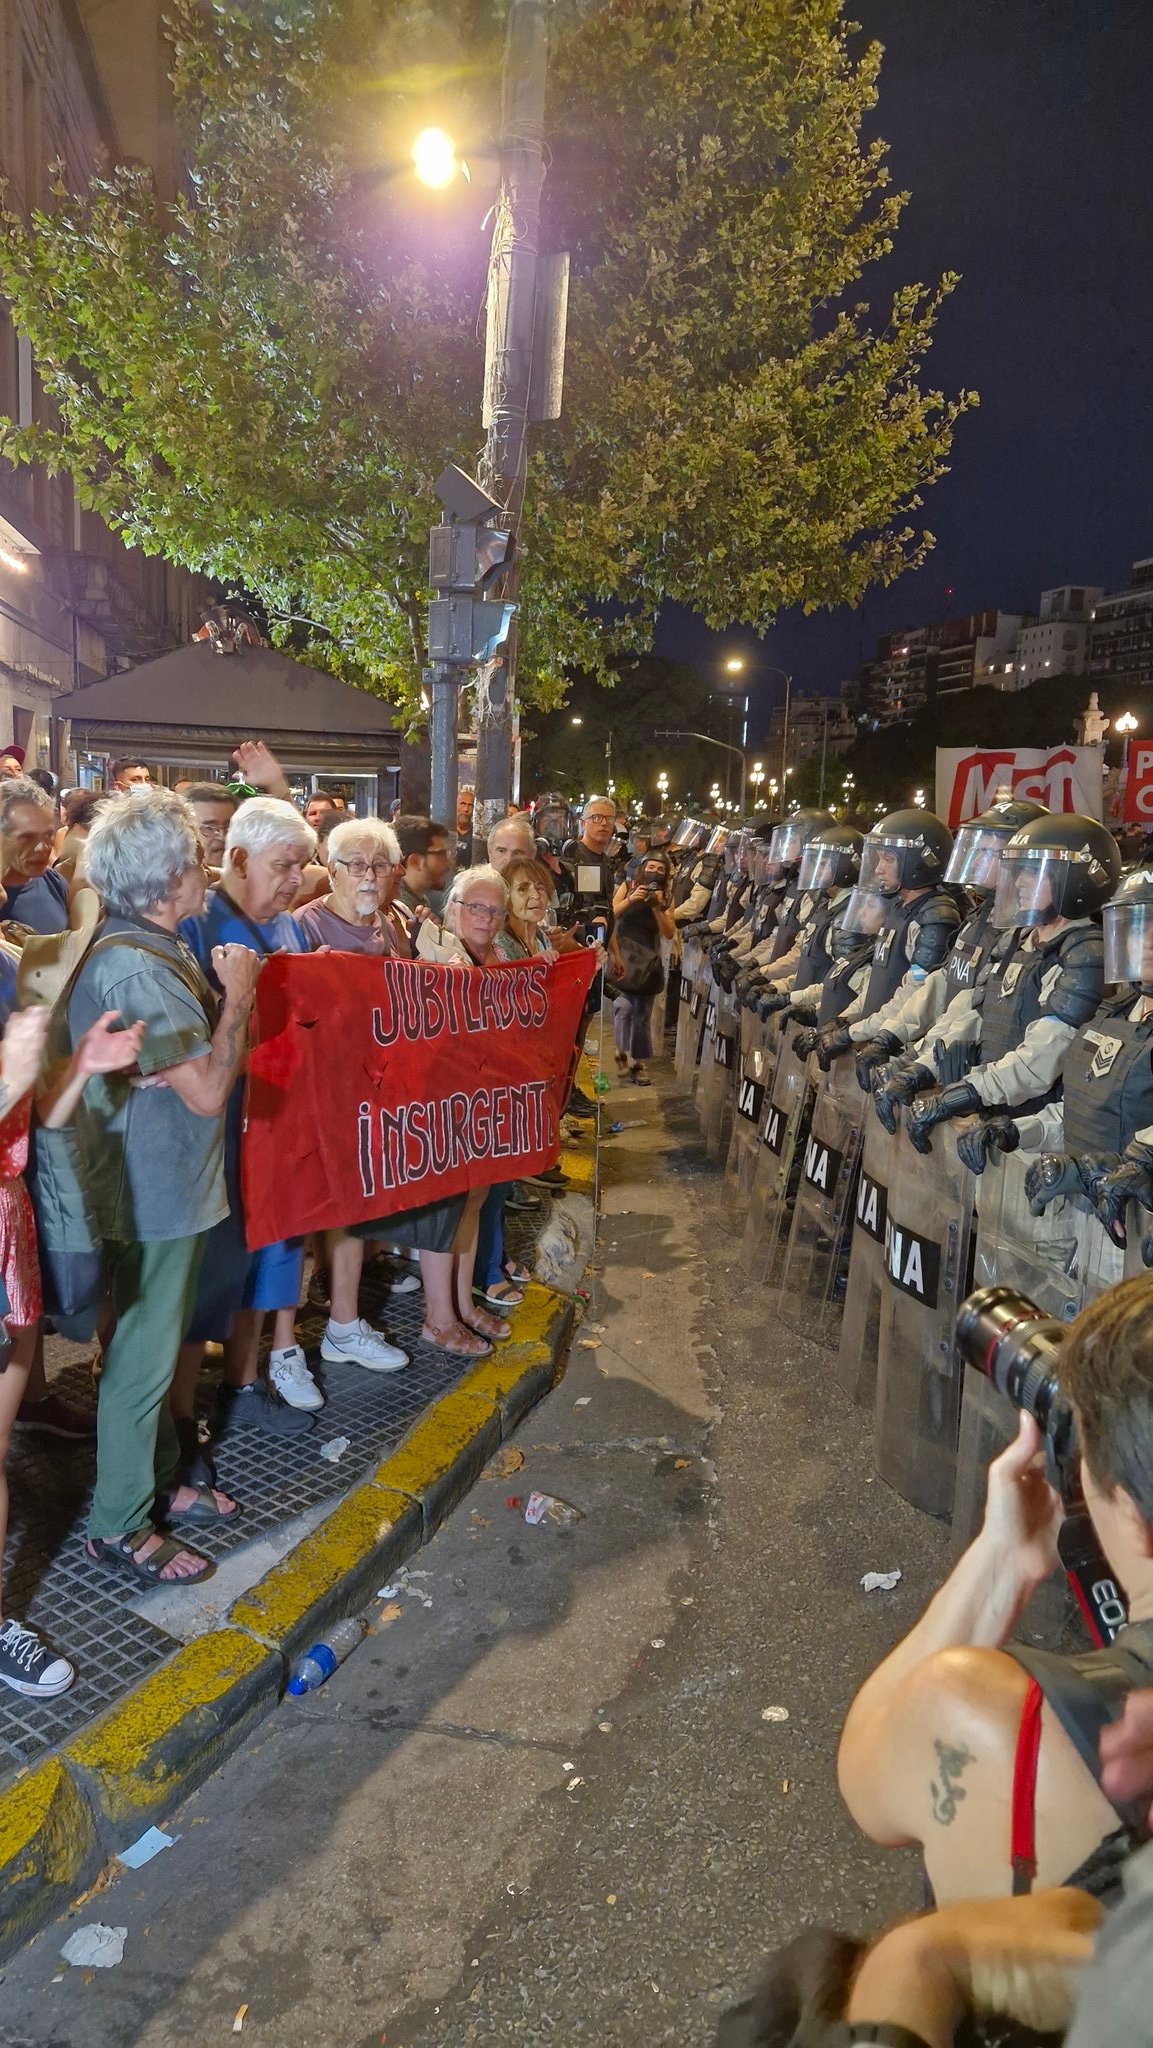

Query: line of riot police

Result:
[667,792,1153,1545]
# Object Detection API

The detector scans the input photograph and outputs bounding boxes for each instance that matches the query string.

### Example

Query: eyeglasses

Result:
[460,902,504,921]
[335,858,392,878]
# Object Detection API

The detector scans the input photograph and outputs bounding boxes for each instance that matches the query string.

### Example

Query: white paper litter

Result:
[760,1705,790,1724]
[861,1569,902,1593]
[61,1924,128,1969]
[319,1436,351,1464]
[118,1826,177,1869]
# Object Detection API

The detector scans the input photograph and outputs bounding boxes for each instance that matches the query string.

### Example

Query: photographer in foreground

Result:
[838,1276,1153,1907]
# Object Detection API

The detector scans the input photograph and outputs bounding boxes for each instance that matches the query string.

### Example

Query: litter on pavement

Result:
[760,1705,790,1724]
[60,1924,127,1969]
[860,1569,903,1593]
[319,1436,351,1464]
[117,1826,177,1869]
[490,1446,526,1479]
[524,1490,583,1527]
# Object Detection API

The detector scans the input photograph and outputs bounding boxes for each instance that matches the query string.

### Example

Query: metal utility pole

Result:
[473,0,551,846]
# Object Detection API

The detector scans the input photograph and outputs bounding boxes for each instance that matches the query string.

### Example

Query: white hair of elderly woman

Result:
[225,794,316,861]
[327,816,401,868]
[85,787,201,918]
[443,862,509,927]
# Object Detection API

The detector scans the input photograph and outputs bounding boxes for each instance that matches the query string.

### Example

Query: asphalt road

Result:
[0,1063,951,2048]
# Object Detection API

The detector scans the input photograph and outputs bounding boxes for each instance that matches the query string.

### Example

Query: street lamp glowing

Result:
[1116,711,1139,735]
[723,655,745,674]
[570,715,583,726]
[412,127,459,189]
[913,787,927,808]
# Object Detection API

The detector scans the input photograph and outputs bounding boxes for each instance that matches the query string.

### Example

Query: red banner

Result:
[241,950,598,1248]
[1124,741,1153,824]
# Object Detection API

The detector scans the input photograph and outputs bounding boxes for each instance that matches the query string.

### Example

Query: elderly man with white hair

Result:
[294,816,401,955]
[61,788,261,1585]
[177,799,408,1450]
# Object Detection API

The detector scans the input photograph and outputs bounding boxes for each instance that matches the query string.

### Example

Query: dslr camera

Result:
[956,1285,1126,1645]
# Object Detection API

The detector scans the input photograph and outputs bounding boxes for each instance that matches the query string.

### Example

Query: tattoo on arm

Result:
[930,1738,975,1825]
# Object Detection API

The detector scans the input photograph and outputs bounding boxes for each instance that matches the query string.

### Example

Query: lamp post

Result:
[656,768,669,809]
[749,760,765,807]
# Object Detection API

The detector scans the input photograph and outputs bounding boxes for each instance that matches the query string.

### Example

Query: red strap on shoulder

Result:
[1011,1677,1044,1893]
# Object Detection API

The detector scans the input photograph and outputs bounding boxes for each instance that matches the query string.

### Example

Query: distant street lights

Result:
[749,760,766,807]
[411,127,463,189]
[570,715,583,726]
[1116,711,1139,736]
[656,769,669,806]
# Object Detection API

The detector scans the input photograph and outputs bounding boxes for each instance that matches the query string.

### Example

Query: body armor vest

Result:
[818,943,873,1024]
[793,901,839,994]
[945,898,999,996]
[1061,991,1153,1157]
[767,885,808,964]
[977,925,1085,1115]
[859,891,934,1020]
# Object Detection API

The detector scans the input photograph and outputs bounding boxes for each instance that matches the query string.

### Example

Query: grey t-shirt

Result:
[67,916,227,1244]
[1065,1837,1153,2047]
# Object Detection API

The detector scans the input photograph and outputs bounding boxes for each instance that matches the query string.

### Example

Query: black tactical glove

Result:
[792,1022,823,1058]
[1024,1152,1119,1217]
[756,984,793,1020]
[956,1115,1021,1175]
[815,1023,854,1072]
[872,1061,935,1134]
[905,1080,982,1155]
[714,954,738,993]
[1094,1142,1153,1246]
[853,1033,902,1093]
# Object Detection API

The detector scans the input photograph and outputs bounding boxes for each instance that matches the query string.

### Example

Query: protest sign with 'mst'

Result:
[935,746,1103,828]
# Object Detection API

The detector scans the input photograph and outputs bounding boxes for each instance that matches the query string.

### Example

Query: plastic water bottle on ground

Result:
[286,1615,367,1696]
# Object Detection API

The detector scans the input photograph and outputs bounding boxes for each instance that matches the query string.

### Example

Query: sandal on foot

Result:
[155,1484,239,1527]
[464,1308,511,1342]
[503,1259,531,1286]
[421,1321,493,1359]
[474,1280,524,1310]
[87,1530,215,1584]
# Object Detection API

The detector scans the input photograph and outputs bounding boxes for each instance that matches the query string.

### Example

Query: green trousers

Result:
[88,1233,207,1542]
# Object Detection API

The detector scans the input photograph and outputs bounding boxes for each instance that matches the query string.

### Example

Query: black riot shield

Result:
[674,939,710,1091]
[872,1123,975,1519]
[774,1056,867,1351]
[738,1027,813,1283]
[698,986,741,1162]
[834,1107,900,1407]
[722,1009,777,1219]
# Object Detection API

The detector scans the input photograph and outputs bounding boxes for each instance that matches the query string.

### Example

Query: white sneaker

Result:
[268,1345,325,1411]
[386,1270,422,1296]
[320,1319,409,1373]
[0,1618,75,1697]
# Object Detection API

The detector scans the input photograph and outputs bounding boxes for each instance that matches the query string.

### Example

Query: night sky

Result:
[654,0,1153,747]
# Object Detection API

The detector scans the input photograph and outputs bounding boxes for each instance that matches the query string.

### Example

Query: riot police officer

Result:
[1025,867,1153,1259]
[866,795,1049,1124]
[903,812,1121,1161]
[747,825,864,1019]
[803,807,959,1066]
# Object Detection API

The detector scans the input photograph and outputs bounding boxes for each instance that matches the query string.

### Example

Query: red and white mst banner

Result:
[935,747,1103,828]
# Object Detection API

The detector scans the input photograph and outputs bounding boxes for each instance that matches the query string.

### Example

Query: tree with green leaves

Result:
[0,0,974,728]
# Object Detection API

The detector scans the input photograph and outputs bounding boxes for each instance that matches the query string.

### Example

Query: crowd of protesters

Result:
[0,752,644,1705]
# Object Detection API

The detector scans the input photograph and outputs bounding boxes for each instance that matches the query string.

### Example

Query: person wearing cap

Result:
[0,747,25,781]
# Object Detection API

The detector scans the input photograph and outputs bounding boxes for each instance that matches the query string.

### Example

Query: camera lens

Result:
[956,1284,1076,1481]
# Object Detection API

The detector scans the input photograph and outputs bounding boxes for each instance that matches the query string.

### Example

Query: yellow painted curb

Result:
[230,1484,419,1652]
[558,1145,596,1196]
[65,1628,279,1841]
[0,1758,97,1960]
[373,1386,502,1532]
[458,1287,573,1416]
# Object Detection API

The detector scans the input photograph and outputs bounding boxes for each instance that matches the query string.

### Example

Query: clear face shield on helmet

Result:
[944,825,1009,894]
[799,840,851,894]
[838,887,888,938]
[858,836,915,898]
[672,818,702,850]
[768,820,805,873]
[991,850,1072,929]
[750,841,774,888]
[1103,889,1153,985]
[706,826,730,857]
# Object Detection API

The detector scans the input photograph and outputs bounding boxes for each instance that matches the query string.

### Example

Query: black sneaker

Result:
[506,1184,543,1212]
[216,1380,316,1438]
[565,1087,597,1120]
[528,1165,568,1189]
[0,1618,75,1697]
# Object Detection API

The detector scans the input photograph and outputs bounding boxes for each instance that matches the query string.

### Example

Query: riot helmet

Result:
[1102,868,1153,984]
[705,825,730,857]
[671,817,709,851]
[767,808,834,878]
[944,794,1050,894]
[798,825,864,895]
[992,813,1122,929]
[837,886,889,939]
[533,794,576,853]
[859,808,953,896]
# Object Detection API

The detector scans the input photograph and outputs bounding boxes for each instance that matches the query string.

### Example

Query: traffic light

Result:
[428,465,516,666]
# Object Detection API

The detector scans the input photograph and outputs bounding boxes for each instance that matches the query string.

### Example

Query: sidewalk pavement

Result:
[0,1099,601,1961]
